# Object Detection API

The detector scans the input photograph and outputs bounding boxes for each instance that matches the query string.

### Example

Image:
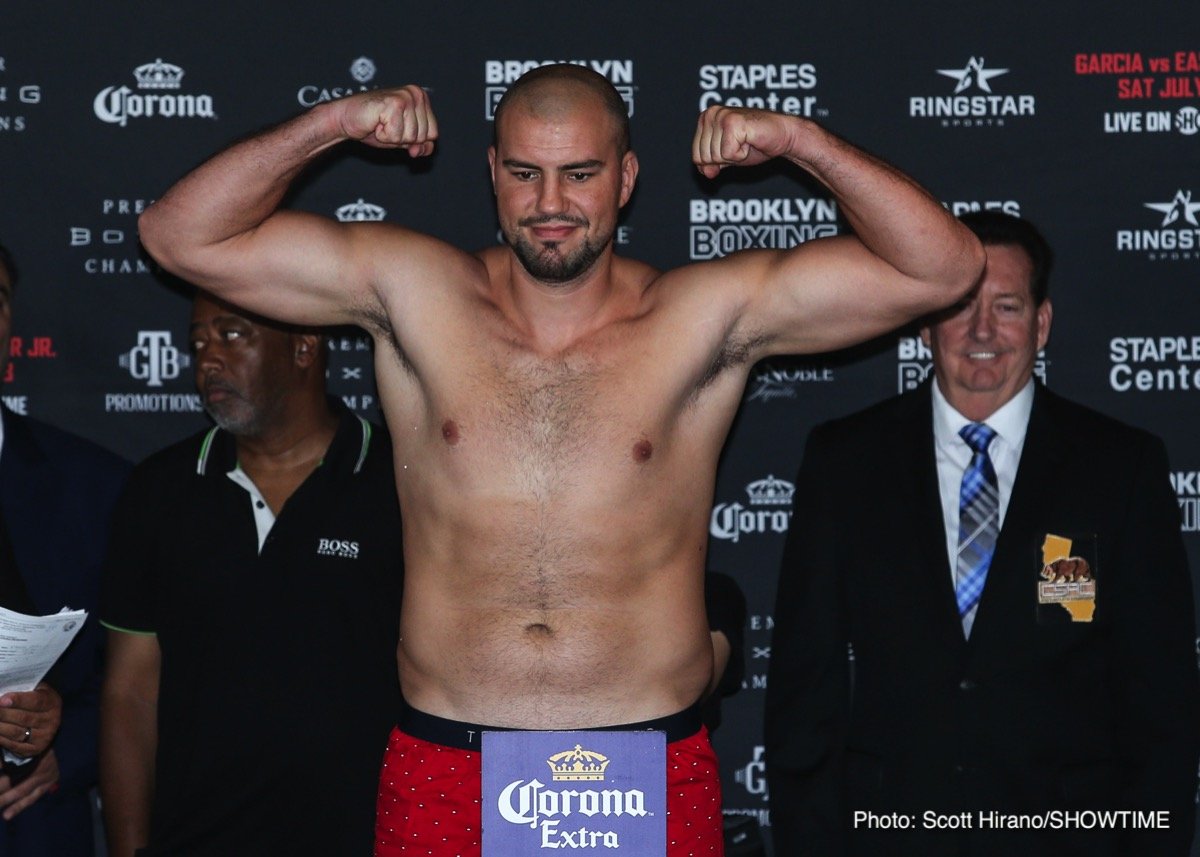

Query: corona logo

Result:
[94,59,215,127]
[547,745,610,782]
[746,475,795,505]
[335,198,387,222]
[132,58,184,89]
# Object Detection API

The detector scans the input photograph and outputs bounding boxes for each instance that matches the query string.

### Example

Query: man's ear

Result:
[294,334,321,368]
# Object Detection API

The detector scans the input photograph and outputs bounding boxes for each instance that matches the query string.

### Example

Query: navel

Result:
[632,439,653,463]
[441,419,460,445]
[524,623,554,638]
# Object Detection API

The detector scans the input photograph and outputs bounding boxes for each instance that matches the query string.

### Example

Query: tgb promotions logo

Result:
[710,474,794,543]
[108,331,202,414]
[696,63,824,118]
[1115,190,1200,261]
[484,59,635,120]
[94,59,216,127]
[728,746,772,830]
[897,336,1048,393]
[297,56,379,107]
[1171,470,1200,532]
[688,196,838,261]
[909,56,1036,127]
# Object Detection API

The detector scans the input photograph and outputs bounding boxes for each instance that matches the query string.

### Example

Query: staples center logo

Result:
[297,56,380,107]
[688,197,839,261]
[1115,190,1200,260]
[94,59,216,127]
[118,331,190,387]
[710,475,794,543]
[484,59,635,120]
[696,63,824,118]
[909,56,1036,126]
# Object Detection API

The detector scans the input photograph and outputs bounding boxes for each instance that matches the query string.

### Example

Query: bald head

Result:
[493,64,630,155]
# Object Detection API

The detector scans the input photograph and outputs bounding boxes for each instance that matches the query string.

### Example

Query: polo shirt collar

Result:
[195,405,373,478]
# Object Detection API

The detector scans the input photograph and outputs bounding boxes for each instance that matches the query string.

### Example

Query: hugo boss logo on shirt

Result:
[316,538,361,559]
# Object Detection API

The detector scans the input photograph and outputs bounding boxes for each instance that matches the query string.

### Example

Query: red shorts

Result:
[375,706,724,856]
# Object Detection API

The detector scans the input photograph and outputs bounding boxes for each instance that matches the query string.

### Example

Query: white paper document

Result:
[0,605,87,695]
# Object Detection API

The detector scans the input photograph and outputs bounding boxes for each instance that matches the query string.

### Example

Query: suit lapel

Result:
[0,407,59,597]
[898,385,969,646]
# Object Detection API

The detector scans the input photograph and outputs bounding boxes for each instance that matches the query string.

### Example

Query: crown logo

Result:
[335,198,387,222]
[350,56,377,84]
[547,744,610,782]
[133,58,185,90]
[746,474,795,505]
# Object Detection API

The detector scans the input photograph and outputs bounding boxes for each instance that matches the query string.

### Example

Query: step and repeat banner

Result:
[4,2,1198,852]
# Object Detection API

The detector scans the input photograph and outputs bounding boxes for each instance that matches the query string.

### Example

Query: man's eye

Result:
[513,171,537,181]
[568,172,593,182]
[223,330,243,341]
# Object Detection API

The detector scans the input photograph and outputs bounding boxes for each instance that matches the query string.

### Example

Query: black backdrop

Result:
[4,2,1199,852]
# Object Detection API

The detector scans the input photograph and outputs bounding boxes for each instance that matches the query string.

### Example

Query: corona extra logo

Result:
[547,745,610,782]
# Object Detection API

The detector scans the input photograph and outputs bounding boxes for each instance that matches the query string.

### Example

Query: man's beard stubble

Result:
[505,216,612,285]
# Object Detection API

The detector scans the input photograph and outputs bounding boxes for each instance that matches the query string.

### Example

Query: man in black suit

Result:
[765,212,1200,856]
[0,243,128,856]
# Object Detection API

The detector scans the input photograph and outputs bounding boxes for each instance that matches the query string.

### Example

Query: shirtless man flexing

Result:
[137,65,984,855]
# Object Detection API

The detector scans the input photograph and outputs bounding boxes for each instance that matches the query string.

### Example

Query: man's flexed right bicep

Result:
[137,86,440,327]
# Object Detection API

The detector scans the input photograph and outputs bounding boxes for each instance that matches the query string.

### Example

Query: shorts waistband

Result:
[398,703,703,751]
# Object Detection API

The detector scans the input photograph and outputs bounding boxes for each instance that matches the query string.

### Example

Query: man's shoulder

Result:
[1034,386,1164,452]
[810,389,923,445]
[128,428,220,484]
[6,410,130,483]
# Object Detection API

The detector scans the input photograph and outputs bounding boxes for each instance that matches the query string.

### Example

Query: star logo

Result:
[1144,190,1200,227]
[937,57,1009,94]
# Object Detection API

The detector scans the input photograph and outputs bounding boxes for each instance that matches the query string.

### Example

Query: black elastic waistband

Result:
[399,703,703,751]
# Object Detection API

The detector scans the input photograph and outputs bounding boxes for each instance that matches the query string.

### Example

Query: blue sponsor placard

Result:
[482,729,666,854]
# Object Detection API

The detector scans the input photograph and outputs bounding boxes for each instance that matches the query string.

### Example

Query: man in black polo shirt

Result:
[98,292,402,856]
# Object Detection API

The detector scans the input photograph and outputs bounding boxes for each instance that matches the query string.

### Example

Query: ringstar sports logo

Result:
[909,56,1035,127]
[710,475,794,543]
[297,56,380,107]
[94,58,216,127]
[484,59,635,120]
[1115,190,1200,260]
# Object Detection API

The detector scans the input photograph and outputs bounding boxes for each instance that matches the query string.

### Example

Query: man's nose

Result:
[536,176,565,214]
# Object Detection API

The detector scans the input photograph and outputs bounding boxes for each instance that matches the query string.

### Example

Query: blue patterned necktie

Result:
[955,423,999,637]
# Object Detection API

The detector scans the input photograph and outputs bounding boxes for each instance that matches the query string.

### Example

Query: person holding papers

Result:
[0,242,128,856]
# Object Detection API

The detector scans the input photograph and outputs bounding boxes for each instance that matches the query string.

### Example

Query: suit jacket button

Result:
[958,679,976,691]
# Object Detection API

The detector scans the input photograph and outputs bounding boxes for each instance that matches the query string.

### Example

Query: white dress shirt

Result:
[932,377,1035,587]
